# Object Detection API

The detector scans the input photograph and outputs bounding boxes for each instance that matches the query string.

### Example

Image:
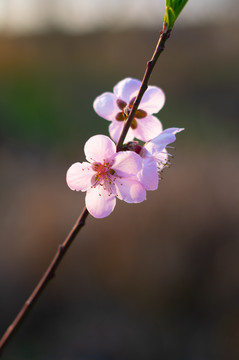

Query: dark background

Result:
[0,21,239,359]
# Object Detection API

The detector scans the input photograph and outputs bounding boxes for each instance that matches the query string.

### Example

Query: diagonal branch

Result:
[0,207,89,353]
[0,25,171,356]
[116,27,171,151]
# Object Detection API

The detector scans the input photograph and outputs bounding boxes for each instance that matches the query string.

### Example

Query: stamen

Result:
[135,109,147,119]
[89,159,118,196]
[130,118,138,129]
[123,106,131,117]
[116,99,127,110]
[115,112,125,121]
[168,154,174,158]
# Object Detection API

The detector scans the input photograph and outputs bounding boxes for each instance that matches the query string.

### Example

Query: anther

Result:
[116,99,127,110]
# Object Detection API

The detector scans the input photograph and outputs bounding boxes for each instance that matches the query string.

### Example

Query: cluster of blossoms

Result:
[66,78,183,218]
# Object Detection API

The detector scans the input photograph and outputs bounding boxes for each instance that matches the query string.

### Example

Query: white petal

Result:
[133,115,163,142]
[66,162,94,191]
[140,86,166,114]
[113,78,141,103]
[145,127,184,154]
[109,121,135,143]
[115,178,146,203]
[145,134,175,155]
[85,187,116,218]
[113,151,142,177]
[109,121,123,143]
[139,154,159,191]
[162,127,184,135]
[84,135,116,163]
[93,92,119,121]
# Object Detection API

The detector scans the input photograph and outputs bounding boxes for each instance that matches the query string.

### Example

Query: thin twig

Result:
[116,27,171,151]
[0,24,171,356]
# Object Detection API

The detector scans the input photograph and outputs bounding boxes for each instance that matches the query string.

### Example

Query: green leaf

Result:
[164,0,188,30]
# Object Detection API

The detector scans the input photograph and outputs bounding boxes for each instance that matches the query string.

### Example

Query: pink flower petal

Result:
[85,187,116,218]
[145,127,184,154]
[115,177,146,203]
[113,151,142,177]
[113,78,141,103]
[66,162,94,191]
[140,86,165,114]
[162,127,184,135]
[133,115,163,142]
[145,134,175,154]
[109,121,135,143]
[93,92,119,121]
[84,135,116,163]
[140,154,159,191]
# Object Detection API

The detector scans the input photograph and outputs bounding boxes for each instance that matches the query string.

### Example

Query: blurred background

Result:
[0,0,239,359]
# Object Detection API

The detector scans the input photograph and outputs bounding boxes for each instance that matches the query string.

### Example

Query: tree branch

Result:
[116,28,171,151]
[0,207,89,353]
[0,25,172,356]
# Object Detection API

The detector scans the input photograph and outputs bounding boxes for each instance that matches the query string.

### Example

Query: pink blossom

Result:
[139,128,184,190]
[93,77,165,143]
[66,135,146,218]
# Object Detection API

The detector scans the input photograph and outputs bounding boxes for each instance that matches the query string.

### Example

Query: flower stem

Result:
[116,27,171,152]
[0,23,172,356]
[0,207,89,354]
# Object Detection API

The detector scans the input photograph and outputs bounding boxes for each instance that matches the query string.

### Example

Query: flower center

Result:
[92,161,115,186]
[115,97,147,129]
